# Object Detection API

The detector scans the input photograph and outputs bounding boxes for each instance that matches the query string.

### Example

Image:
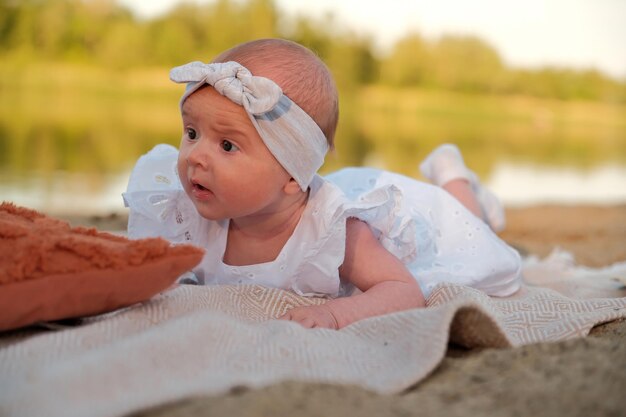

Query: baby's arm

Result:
[280,218,425,329]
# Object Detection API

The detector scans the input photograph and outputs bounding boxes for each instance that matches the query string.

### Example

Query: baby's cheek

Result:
[176,149,185,170]
[176,155,188,188]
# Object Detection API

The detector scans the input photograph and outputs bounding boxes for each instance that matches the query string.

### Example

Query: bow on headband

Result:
[170,61,329,191]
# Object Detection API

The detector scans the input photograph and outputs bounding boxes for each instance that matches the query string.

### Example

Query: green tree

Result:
[97,19,149,67]
[379,33,431,87]
[429,35,505,93]
[0,0,623,102]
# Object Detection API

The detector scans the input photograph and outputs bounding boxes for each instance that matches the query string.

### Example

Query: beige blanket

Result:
[1,254,625,417]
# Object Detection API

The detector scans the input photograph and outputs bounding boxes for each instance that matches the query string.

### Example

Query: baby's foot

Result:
[419,144,470,187]
[419,144,506,232]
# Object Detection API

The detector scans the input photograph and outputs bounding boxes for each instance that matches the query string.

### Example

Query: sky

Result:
[118,0,626,79]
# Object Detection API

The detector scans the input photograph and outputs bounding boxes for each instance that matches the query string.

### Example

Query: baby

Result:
[124,39,521,329]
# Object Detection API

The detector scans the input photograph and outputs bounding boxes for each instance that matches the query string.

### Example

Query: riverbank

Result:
[61,203,626,267]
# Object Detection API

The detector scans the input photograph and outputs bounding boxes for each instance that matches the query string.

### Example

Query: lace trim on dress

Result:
[123,144,198,243]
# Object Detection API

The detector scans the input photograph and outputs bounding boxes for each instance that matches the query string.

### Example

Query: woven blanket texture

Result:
[1,260,625,417]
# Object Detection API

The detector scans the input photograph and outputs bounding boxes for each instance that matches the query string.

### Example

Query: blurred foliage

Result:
[0,0,625,183]
[350,86,626,177]
[1,61,623,180]
[1,0,624,100]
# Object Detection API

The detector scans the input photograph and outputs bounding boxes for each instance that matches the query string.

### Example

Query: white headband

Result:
[169,61,329,191]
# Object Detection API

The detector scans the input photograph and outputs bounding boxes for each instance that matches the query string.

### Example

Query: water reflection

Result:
[1,76,625,214]
[1,170,131,215]
[2,163,625,216]
[488,163,626,206]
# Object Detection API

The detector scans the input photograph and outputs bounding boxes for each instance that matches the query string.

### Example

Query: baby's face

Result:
[177,86,292,221]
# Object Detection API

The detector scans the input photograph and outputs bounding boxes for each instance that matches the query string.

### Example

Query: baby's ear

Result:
[283,178,302,195]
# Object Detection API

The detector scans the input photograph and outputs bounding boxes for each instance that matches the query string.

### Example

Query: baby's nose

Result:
[186,141,212,167]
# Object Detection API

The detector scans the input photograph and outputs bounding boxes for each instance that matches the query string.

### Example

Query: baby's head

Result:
[171,39,338,221]
[212,39,339,148]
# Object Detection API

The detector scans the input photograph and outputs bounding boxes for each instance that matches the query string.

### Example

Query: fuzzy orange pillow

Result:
[0,202,204,331]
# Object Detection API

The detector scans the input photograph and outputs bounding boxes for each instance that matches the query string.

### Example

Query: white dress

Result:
[123,144,522,298]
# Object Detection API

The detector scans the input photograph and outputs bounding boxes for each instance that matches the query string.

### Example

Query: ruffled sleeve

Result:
[323,168,428,263]
[321,167,520,298]
[289,173,424,298]
[122,144,199,244]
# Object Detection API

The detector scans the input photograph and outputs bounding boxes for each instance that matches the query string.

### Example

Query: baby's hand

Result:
[278,305,339,329]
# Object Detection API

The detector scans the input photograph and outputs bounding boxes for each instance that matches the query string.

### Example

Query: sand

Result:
[500,205,626,268]
[59,205,626,417]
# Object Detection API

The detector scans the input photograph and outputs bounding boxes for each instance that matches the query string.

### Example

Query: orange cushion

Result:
[0,202,204,331]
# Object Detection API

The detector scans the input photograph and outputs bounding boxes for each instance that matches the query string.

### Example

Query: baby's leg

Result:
[440,178,484,219]
[420,144,505,231]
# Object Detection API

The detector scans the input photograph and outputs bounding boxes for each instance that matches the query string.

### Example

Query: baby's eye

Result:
[186,128,197,140]
[221,140,239,152]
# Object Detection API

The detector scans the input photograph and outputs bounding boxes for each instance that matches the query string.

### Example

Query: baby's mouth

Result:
[190,177,210,192]
[193,182,208,191]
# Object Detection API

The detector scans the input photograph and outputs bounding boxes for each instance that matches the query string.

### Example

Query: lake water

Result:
[2,162,625,216]
[2,73,624,214]
[488,163,626,206]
